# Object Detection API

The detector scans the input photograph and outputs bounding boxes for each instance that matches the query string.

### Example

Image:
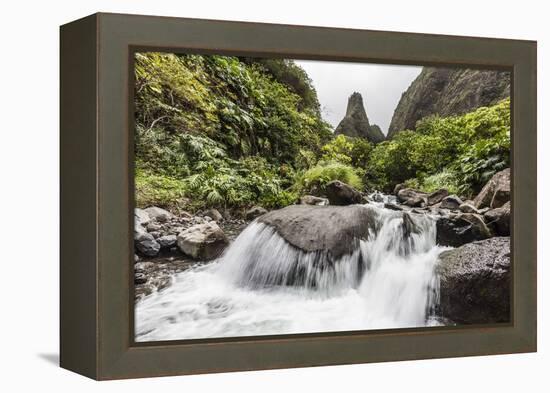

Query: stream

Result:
[135,199,449,341]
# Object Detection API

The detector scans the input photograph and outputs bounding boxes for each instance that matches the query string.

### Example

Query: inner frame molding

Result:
[60,12,536,380]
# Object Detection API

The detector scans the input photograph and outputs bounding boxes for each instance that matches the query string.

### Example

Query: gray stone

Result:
[205,208,223,222]
[473,168,510,209]
[144,206,174,223]
[146,222,162,232]
[157,234,177,249]
[384,202,404,211]
[440,195,463,210]
[459,203,479,214]
[135,230,160,257]
[325,180,363,206]
[437,237,511,324]
[300,195,329,206]
[177,222,228,260]
[483,201,510,236]
[436,213,491,247]
[259,205,378,259]
[245,206,268,220]
[427,189,449,205]
[135,208,151,226]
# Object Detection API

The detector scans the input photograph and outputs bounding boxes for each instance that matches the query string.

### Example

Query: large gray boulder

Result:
[436,213,492,247]
[258,205,378,259]
[334,92,385,143]
[177,222,228,260]
[483,201,510,236]
[473,168,510,209]
[437,237,511,324]
[325,180,363,206]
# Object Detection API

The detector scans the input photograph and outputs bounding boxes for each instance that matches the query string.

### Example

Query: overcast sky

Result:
[295,60,422,135]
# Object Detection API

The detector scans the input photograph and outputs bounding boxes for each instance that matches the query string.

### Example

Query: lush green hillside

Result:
[134,53,332,211]
[134,52,510,212]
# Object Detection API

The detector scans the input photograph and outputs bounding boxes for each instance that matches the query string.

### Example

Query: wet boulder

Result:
[436,213,491,247]
[436,237,511,324]
[258,205,378,259]
[473,168,510,209]
[325,180,363,206]
[483,201,510,236]
[157,234,177,249]
[135,225,161,257]
[144,206,174,223]
[459,203,479,214]
[177,222,229,260]
[397,188,427,207]
[440,195,463,210]
[300,195,329,206]
[245,206,268,220]
[204,208,223,222]
[427,189,449,206]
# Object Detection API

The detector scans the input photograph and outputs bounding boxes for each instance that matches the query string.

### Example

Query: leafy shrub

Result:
[135,169,187,212]
[404,169,461,195]
[294,161,363,195]
[367,99,510,195]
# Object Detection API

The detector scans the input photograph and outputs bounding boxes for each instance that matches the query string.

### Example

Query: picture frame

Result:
[60,12,537,380]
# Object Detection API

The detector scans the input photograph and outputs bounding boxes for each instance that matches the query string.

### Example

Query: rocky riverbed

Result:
[134,168,511,325]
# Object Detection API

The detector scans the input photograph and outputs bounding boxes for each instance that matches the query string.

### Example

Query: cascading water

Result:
[135,204,447,342]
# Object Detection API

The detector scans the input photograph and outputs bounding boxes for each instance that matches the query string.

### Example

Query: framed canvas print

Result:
[60,13,537,380]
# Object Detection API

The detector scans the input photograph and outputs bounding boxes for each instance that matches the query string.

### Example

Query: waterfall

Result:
[135,204,446,342]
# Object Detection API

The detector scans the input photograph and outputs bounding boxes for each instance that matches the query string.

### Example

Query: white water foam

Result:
[135,205,447,341]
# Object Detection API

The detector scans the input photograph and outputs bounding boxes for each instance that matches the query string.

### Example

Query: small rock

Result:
[245,206,268,220]
[393,183,406,195]
[403,195,426,207]
[473,168,510,209]
[325,180,363,206]
[144,206,174,223]
[157,234,177,249]
[300,195,329,206]
[205,208,223,222]
[134,273,147,285]
[427,189,449,205]
[135,231,160,257]
[436,213,491,247]
[134,254,140,263]
[135,208,151,226]
[146,222,162,232]
[440,195,463,210]
[483,201,510,236]
[384,202,404,211]
[149,231,161,239]
[177,221,229,260]
[459,203,479,214]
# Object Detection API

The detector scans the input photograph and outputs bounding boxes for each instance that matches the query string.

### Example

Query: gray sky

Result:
[295,60,422,135]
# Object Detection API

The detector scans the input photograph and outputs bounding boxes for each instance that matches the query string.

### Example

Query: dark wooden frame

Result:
[60,12,537,380]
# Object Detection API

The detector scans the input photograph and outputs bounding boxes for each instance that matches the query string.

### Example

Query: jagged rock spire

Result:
[334,92,385,143]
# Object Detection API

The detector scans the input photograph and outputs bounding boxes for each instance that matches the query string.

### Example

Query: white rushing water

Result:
[135,204,447,342]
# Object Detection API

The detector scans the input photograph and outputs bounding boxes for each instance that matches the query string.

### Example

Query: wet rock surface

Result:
[325,180,363,206]
[436,237,511,324]
[258,204,378,258]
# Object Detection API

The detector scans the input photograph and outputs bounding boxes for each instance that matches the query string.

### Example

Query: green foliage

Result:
[134,52,333,211]
[404,169,461,195]
[367,99,510,195]
[320,134,374,168]
[294,161,363,195]
[135,169,187,212]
